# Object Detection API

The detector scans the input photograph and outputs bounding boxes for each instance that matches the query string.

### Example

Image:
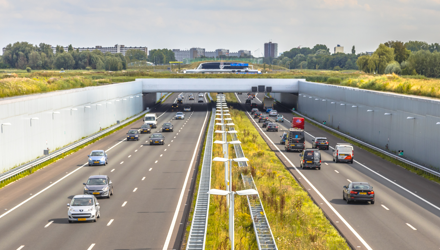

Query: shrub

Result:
[26,67,31,73]
[60,68,64,71]
[86,66,92,70]
[385,61,402,75]
[333,66,342,71]
[327,77,341,84]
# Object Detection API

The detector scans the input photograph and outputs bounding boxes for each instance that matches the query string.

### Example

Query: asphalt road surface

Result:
[236,93,440,250]
[0,93,210,250]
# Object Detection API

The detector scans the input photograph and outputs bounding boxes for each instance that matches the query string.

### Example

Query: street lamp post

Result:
[1,123,11,133]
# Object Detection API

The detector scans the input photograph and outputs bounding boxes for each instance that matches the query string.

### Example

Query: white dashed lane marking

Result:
[140,145,143,147]
[168,144,171,146]
[135,150,138,152]
[120,161,124,165]
[381,205,390,210]
[142,177,146,180]
[171,140,173,142]
[155,160,158,163]
[133,188,138,192]
[122,201,127,207]
[87,244,95,250]
[164,149,167,151]
[347,179,352,183]
[160,154,163,157]
[128,155,131,158]
[325,162,328,165]
[107,219,114,226]
[44,221,53,228]
[149,168,152,171]
[406,223,417,230]
[111,169,115,172]
[17,246,25,250]
[334,170,339,173]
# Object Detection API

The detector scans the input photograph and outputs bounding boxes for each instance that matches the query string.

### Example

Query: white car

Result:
[198,93,204,97]
[269,110,278,116]
[184,106,191,112]
[175,112,185,119]
[68,195,100,223]
[333,143,354,163]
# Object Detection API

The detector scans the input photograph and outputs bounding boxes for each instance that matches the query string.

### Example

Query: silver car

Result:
[83,175,113,198]
[67,195,100,223]
[175,112,185,119]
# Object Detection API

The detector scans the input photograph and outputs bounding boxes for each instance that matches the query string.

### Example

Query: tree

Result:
[16,52,28,69]
[54,53,75,69]
[125,49,147,63]
[28,51,42,69]
[405,41,429,52]
[384,61,402,74]
[55,45,65,55]
[2,42,34,68]
[372,44,395,74]
[312,44,329,54]
[352,46,356,55]
[384,41,410,63]
[68,44,74,53]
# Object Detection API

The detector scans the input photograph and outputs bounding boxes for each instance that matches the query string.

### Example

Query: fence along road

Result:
[186,108,215,250]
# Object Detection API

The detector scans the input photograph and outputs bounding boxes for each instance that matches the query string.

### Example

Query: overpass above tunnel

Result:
[137,78,302,93]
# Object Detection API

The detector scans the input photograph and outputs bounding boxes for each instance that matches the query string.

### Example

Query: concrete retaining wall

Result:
[297,81,440,169]
[0,81,147,172]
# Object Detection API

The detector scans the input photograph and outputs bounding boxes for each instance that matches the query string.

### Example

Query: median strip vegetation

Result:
[206,93,349,249]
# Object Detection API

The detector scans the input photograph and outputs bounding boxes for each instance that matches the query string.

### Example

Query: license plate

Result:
[78,218,86,221]
[131,137,134,139]
[339,154,346,156]
[93,192,100,195]
[155,141,159,144]
[359,192,367,195]
[166,129,169,130]
[144,130,148,132]
[94,161,99,164]
[306,161,312,163]
[320,143,325,144]
[291,144,295,146]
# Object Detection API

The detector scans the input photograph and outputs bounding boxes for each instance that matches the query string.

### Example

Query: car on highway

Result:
[198,97,204,103]
[251,103,257,108]
[171,103,179,111]
[245,99,251,105]
[83,175,113,198]
[275,114,284,122]
[266,123,279,132]
[184,106,191,112]
[198,93,204,97]
[237,92,242,95]
[149,133,165,145]
[285,128,305,152]
[127,129,140,141]
[280,132,287,144]
[343,182,375,204]
[251,108,259,114]
[88,150,108,166]
[262,120,271,128]
[333,143,354,163]
[140,124,152,134]
[162,123,174,132]
[299,149,321,170]
[67,195,100,223]
[269,110,278,116]
[189,96,195,100]
[253,111,262,119]
[144,113,157,128]
[312,137,329,150]
[258,115,269,123]
[175,112,185,120]
[177,97,183,104]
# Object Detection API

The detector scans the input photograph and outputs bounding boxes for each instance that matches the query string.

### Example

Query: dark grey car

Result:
[149,133,165,145]
[343,182,375,204]
[83,175,113,198]
[162,123,174,132]
[127,129,140,141]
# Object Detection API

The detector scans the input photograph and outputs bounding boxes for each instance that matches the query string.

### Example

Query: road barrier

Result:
[186,108,215,250]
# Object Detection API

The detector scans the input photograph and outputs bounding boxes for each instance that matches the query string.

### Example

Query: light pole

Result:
[1,123,11,133]
[52,111,60,120]
[208,188,258,250]
[30,117,39,126]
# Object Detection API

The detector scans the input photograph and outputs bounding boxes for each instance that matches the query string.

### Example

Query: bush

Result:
[61,68,64,71]
[86,66,92,71]
[26,67,31,73]
[327,77,342,84]
[333,66,342,71]
[385,61,402,75]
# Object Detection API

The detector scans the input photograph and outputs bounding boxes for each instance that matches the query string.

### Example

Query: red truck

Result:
[292,117,304,129]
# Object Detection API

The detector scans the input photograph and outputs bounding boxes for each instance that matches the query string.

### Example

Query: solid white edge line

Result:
[122,201,127,207]
[17,246,25,250]
[162,110,209,250]
[406,223,417,230]
[107,219,114,226]
[87,243,95,250]
[347,179,352,183]
[44,221,53,228]
[244,110,373,250]
[381,205,390,210]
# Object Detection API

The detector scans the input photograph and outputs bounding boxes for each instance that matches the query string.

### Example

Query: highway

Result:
[236,93,440,250]
[0,93,210,250]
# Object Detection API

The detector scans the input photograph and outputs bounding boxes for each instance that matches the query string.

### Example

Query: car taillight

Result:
[276,126,278,128]
[337,150,339,155]
[303,159,305,163]
[325,142,328,144]
[350,191,357,194]
[352,150,354,157]
[368,191,374,195]
[320,160,321,163]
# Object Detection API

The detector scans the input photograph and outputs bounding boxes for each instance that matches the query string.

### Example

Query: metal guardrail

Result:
[186,108,215,250]
[228,124,278,249]
[0,108,153,183]
[292,110,440,178]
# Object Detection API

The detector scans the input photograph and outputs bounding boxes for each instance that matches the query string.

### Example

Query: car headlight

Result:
[88,158,92,161]
[161,140,164,142]
[87,208,93,211]
[84,187,89,191]
[150,140,153,142]
[101,157,105,161]
[102,186,109,191]
[135,135,138,137]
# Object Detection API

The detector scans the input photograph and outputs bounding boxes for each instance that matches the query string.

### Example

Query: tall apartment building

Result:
[334,44,344,54]
[264,42,278,58]
[172,49,191,61]
[51,44,148,56]
[173,47,252,61]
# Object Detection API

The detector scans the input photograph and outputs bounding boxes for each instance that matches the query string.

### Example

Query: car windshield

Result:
[87,178,107,185]
[289,132,304,139]
[128,130,137,134]
[304,151,315,159]
[141,125,150,128]
[176,112,183,115]
[90,151,104,156]
[145,117,155,121]
[317,139,327,142]
[163,123,171,126]
[339,146,353,153]
[151,134,162,138]
[71,198,94,206]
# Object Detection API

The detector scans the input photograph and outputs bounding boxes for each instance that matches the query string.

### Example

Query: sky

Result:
[1,0,439,56]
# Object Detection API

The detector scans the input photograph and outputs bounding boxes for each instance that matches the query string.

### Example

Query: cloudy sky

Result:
[1,0,439,55]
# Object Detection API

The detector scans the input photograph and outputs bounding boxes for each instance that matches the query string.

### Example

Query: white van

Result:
[333,143,354,164]
[144,113,157,128]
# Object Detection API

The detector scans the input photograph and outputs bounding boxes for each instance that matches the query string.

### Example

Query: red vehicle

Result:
[292,117,304,129]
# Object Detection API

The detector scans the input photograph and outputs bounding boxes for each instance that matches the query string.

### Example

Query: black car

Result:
[83,175,113,198]
[140,124,151,134]
[251,108,259,115]
[171,104,179,110]
[251,103,257,108]
[162,123,174,132]
[245,99,251,105]
[149,133,165,145]
[343,182,375,204]
[177,98,183,104]
[299,149,321,170]
[262,120,271,128]
[266,123,279,132]
[312,137,329,150]
[127,129,140,141]
[258,115,269,123]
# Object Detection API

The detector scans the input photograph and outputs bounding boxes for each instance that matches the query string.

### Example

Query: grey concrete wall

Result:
[0,81,144,172]
[297,81,440,169]
[272,93,298,109]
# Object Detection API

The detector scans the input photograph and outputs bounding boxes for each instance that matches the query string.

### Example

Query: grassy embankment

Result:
[205,93,349,249]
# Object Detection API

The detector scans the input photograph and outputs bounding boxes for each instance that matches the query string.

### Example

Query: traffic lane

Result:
[276,105,440,215]
[261,118,440,249]
[0,110,178,250]
[94,109,209,250]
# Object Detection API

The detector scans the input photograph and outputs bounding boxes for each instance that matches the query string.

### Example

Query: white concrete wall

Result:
[0,81,143,172]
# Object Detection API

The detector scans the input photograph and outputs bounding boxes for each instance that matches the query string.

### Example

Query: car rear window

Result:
[352,184,371,190]
[289,131,304,139]
[339,146,353,153]
[317,139,327,142]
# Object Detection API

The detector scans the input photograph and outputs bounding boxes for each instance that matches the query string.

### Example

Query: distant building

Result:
[334,44,344,54]
[173,49,191,62]
[264,42,278,58]
[366,51,374,56]
[190,48,205,59]
[51,44,148,56]
[172,47,252,61]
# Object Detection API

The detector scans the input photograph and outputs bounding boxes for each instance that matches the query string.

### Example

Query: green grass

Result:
[0,112,145,189]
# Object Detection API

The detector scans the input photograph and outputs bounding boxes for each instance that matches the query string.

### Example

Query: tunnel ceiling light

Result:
[309,96,312,98]
[367,110,373,112]
[315,98,319,100]
[436,122,440,125]
[331,102,335,104]
[322,99,326,101]
[340,103,345,106]
[352,105,357,108]
[384,113,392,116]
[407,117,415,120]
